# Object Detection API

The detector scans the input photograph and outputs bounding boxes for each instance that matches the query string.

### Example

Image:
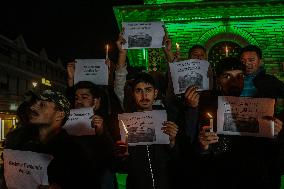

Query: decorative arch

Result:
[198,25,259,50]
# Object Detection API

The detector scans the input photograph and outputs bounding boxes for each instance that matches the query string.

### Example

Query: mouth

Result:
[140,100,150,105]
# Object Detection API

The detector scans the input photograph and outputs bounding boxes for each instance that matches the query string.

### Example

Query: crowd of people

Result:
[0,29,284,189]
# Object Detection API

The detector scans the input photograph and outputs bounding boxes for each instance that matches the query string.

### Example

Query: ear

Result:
[55,111,65,121]
[154,89,158,99]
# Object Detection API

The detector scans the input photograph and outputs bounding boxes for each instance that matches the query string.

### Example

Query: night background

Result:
[0,0,143,63]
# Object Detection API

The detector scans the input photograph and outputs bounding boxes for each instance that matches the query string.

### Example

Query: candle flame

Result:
[176,43,180,49]
[121,120,128,134]
[106,44,109,50]
[207,112,213,119]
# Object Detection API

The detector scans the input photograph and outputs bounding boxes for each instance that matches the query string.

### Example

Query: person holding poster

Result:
[117,72,181,189]
[72,81,119,189]
[196,57,284,189]
[2,90,105,188]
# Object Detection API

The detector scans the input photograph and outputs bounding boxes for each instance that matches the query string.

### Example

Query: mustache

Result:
[139,99,150,103]
[228,86,242,96]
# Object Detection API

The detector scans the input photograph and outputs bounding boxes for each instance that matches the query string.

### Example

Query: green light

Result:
[114,1,284,81]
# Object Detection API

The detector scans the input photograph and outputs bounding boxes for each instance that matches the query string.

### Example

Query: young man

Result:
[3,90,106,188]
[122,72,179,189]
[239,44,284,98]
[198,57,284,189]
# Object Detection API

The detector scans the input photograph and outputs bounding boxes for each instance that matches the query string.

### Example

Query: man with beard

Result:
[121,72,179,189]
[239,44,284,98]
[3,90,105,189]
[197,57,283,189]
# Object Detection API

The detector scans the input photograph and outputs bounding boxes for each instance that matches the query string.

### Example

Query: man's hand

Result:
[116,28,127,69]
[274,118,283,136]
[91,115,104,135]
[184,86,200,108]
[66,61,75,87]
[162,121,178,146]
[199,125,219,150]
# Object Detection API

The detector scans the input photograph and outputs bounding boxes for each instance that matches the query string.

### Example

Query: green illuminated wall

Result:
[114,0,284,81]
[144,0,202,4]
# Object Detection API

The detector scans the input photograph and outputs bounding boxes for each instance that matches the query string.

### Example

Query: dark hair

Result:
[215,57,245,76]
[188,45,206,56]
[239,44,262,59]
[131,72,156,91]
[74,81,103,99]
[73,81,109,117]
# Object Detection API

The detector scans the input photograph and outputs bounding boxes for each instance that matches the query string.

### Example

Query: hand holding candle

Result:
[206,112,213,132]
[225,45,229,57]
[121,120,128,146]
[176,43,180,51]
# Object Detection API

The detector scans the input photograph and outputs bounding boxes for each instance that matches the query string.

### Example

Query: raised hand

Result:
[184,86,200,108]
[162,121,178,146]
[199,125,219,150]
[66,61,75,87]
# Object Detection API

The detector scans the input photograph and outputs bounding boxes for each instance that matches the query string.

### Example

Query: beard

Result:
[227,86,242,96]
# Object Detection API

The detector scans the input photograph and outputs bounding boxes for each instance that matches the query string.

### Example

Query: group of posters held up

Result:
[74,59,108,86]
[63,107,95,136]
[118,110,169,146]
[122,22,165,49]
[4,149,53,189]
[217,96,275,138]
[169,59,211,94]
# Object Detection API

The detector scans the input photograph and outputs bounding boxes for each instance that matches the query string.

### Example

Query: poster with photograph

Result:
[4,149,53,189]
[118,110,169,146]
[63,107,95,136]
[217,96,275,138]
[74,59,108,85]
[122,22,165,49]
[169,59,210,94]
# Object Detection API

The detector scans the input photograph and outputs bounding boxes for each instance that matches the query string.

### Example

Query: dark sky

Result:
[0,0,143,63]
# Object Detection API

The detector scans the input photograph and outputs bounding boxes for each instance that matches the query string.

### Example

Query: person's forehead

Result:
[134,82,154,89]
[191,48,205,54]
[75,88,91,95]
[241,51,258,58]
[37,99,56,107]
[222,69,243,75]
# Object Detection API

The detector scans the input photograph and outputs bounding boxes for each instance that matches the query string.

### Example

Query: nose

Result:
[141,90,148,98]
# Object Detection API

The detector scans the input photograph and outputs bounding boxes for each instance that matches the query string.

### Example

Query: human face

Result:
[75,88,100,110]
[133,82,158,111]
[217,70,244,96]
[29,100,58,125]
[189,48,206,60]
[240,51,261,74]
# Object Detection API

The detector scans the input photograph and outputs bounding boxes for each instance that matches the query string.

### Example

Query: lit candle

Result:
[225,45,228,57]
[270,120,275,137]
[176,43,180,51]
[206,112,213,132]
[121,120,128,145]
[106,44,109,60]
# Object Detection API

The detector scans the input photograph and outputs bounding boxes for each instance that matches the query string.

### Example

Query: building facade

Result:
[0,34,67,140]
[113,0,284,82]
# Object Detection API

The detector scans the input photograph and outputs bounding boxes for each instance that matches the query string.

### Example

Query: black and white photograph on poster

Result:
[169,59,210,94]
[63,107,95,136]
[118,110,169,146]
[122,22,165,49]
[217,96,275,138]
[3,149,53,189]
[74,59,108,85]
